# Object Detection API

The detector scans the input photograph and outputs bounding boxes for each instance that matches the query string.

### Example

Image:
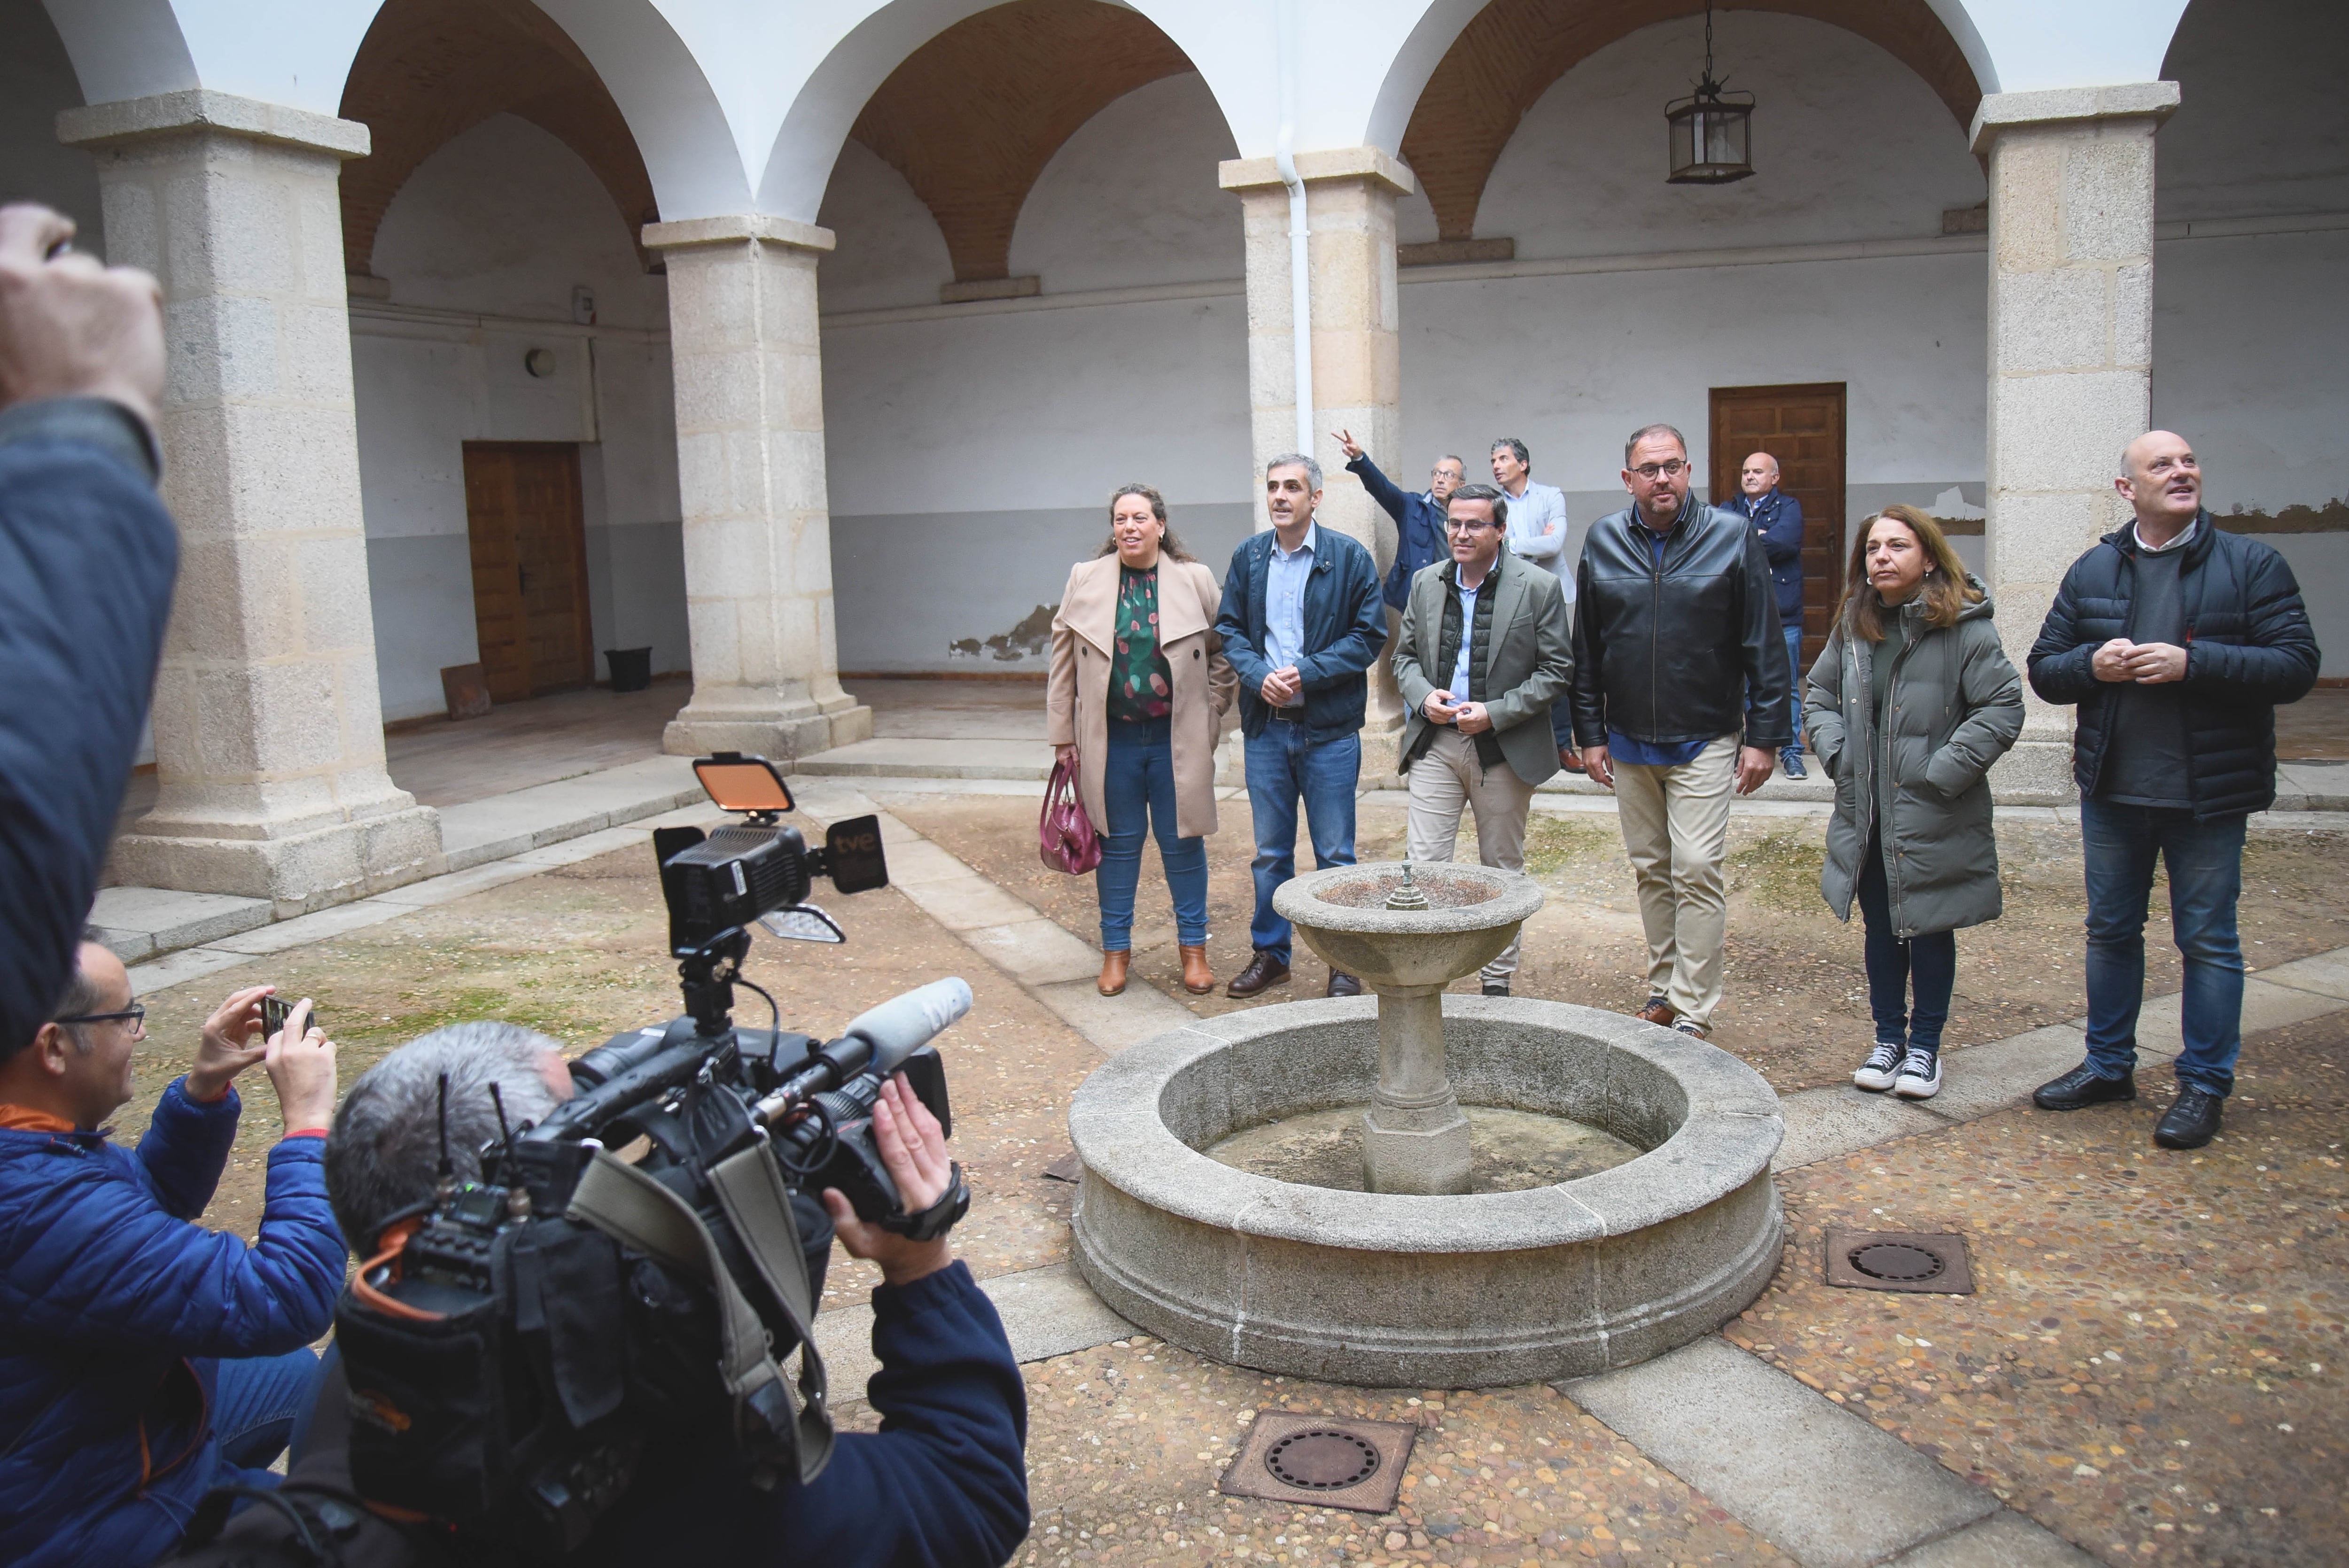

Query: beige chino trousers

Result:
[1405,726,1538,980]
[1611,733,1736,1027]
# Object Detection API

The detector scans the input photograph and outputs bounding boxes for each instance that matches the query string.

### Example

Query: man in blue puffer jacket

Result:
[0,200,349,1566]
[0,946,348,1567]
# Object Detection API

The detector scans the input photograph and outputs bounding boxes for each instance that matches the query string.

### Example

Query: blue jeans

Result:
[211,1345,324,1493]
[1096,715,1209,950]
[1244,723,1360,964]
[1781,626,1805,758]
[2081,798,2248,1096]
[1855,831,1954,1052]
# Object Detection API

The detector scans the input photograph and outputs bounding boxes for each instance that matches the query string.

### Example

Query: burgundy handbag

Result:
[1039,755,1102,875]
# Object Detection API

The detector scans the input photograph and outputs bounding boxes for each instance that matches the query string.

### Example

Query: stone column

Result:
[1220,147,1414,771]
[1971,84,2179,802]
[58,91,438,915]
[642,217,870,762]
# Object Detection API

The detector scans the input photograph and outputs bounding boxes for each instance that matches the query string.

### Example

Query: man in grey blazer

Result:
[1392,483,1576,994]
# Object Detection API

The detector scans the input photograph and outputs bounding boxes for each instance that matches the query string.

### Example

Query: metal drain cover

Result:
[1221,1412,1417,1514]
[1825,1228,1974,1295]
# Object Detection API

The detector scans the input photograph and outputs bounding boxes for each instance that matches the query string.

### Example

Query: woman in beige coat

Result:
[1047,484,1235,997]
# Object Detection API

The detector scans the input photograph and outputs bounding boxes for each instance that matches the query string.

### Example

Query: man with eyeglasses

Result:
[0,941,345,1567]
[1392,485,1574,995]
[1568,424,1790,1039]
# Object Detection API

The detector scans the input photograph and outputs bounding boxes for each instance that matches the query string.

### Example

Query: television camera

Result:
[332,753,972,1558]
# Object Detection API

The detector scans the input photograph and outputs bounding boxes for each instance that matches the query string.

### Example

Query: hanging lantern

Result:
[1666,4,1754,185]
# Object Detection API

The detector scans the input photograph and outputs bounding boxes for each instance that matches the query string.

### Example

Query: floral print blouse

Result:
[1105,564,1173,722]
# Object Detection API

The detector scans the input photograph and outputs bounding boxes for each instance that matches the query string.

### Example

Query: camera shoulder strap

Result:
[707,1144,835,1479]
[565,1150,834,1485]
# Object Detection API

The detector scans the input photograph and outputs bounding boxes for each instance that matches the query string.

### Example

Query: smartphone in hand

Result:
[260,994,320,1041]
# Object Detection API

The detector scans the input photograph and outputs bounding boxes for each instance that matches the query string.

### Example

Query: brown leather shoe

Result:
[1180,944,1214,995]
[1097,949,1130,997]
[1226,950,1291,998]
[1326,971,1363,998]
[1634,996,1679,1027]
[1561,749,1586,775]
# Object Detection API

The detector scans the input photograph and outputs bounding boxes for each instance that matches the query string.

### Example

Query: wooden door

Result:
[1708,383,1845,665]
[461,442,593,703]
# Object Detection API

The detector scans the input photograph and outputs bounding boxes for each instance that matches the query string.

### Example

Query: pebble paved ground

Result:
[113,792,2349,1565]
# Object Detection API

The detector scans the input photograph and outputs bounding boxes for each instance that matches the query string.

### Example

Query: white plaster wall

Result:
[815,137,955,313]
[1394,12,1990,588]
[1009,72,1242,293]
[820,75,1252,674]
[0,0,103,254]
[2159,0,2349,224]
[357,114,687,720]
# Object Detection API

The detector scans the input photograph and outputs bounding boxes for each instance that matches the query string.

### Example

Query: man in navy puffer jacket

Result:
[2025,430,2319,1151]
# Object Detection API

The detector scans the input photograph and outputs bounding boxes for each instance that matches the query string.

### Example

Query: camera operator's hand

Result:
[825,1074,956,1287]
[262,998,338,1136]
[0,204,164,428]
[186,984,277,1103]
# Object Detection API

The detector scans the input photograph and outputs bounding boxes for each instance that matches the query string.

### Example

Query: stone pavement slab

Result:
[1028,978,1202,1056]
[1883,1510,2100,1567]
[1916,1025,2091,1121]
[89,887,271,962]
[813,1262,1135,1410]
[435,753,703,869]
[204,898,409,954]
[2255,948,2349,1001]
[897,873,1050,933]
[1565,1335,1999,1568]
[2133,975,2343,1056]
[125,945,257,994]
[793,737,1052,780]
[1775,1087,1949,1170]
[960,918,1103,986]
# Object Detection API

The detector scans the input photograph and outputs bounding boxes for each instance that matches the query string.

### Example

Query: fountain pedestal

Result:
[1273,862,1536,1195]
[1364,983,1471,1194]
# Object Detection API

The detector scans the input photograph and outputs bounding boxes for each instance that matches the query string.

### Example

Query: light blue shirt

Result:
[1501,478,1572,603]
[1448,576,1482,701]
[1263,521,1317,706]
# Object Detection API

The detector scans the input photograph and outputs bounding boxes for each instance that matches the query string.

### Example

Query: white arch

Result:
[530,0,751,219]
[1356,0,2062,160]
[754,0,1273,222]
[39,0,379,114]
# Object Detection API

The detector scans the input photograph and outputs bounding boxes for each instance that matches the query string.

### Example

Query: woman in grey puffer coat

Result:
[1805,505,2023,1101]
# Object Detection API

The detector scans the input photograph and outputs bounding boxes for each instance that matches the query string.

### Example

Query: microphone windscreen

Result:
[842,977,974,1073]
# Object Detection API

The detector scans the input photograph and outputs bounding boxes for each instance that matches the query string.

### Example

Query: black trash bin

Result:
[604,646,653,692]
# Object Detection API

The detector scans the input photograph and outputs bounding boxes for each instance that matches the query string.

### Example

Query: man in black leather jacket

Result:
[1569,424,1789,1038]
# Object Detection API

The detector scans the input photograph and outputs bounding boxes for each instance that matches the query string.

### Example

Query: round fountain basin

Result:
[1069,995,1784,1388]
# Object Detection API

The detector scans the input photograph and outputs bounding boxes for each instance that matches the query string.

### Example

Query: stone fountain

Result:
[1068,860,1784,1387]
[1277,861,1541,1195]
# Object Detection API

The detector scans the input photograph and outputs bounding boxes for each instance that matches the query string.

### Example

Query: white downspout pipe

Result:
[1275,0,1313,461]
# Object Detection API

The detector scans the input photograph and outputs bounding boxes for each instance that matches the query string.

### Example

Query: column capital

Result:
[641,215,836,255]
[57,89,369,160]
[1219,146,1416,198]
[1968,82,2180,154]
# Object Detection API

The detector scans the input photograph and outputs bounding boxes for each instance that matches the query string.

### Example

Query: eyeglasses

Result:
[1445,518,1497,533]
[1630,459,1688,480]
[55,1004,145,1038]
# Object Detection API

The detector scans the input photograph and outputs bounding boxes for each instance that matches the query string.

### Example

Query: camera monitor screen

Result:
[695,754,796,814]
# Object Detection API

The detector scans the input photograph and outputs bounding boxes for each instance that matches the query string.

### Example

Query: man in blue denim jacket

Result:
[1214,454,1388,998]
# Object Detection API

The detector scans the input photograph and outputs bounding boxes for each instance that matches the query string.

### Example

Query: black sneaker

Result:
[2155,1087,2225,1149]
[1481,978,1510,997]
[1892,1048,1942,1100]
[1852,1040,1903,1092]
[2032,1063,2136,1111]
